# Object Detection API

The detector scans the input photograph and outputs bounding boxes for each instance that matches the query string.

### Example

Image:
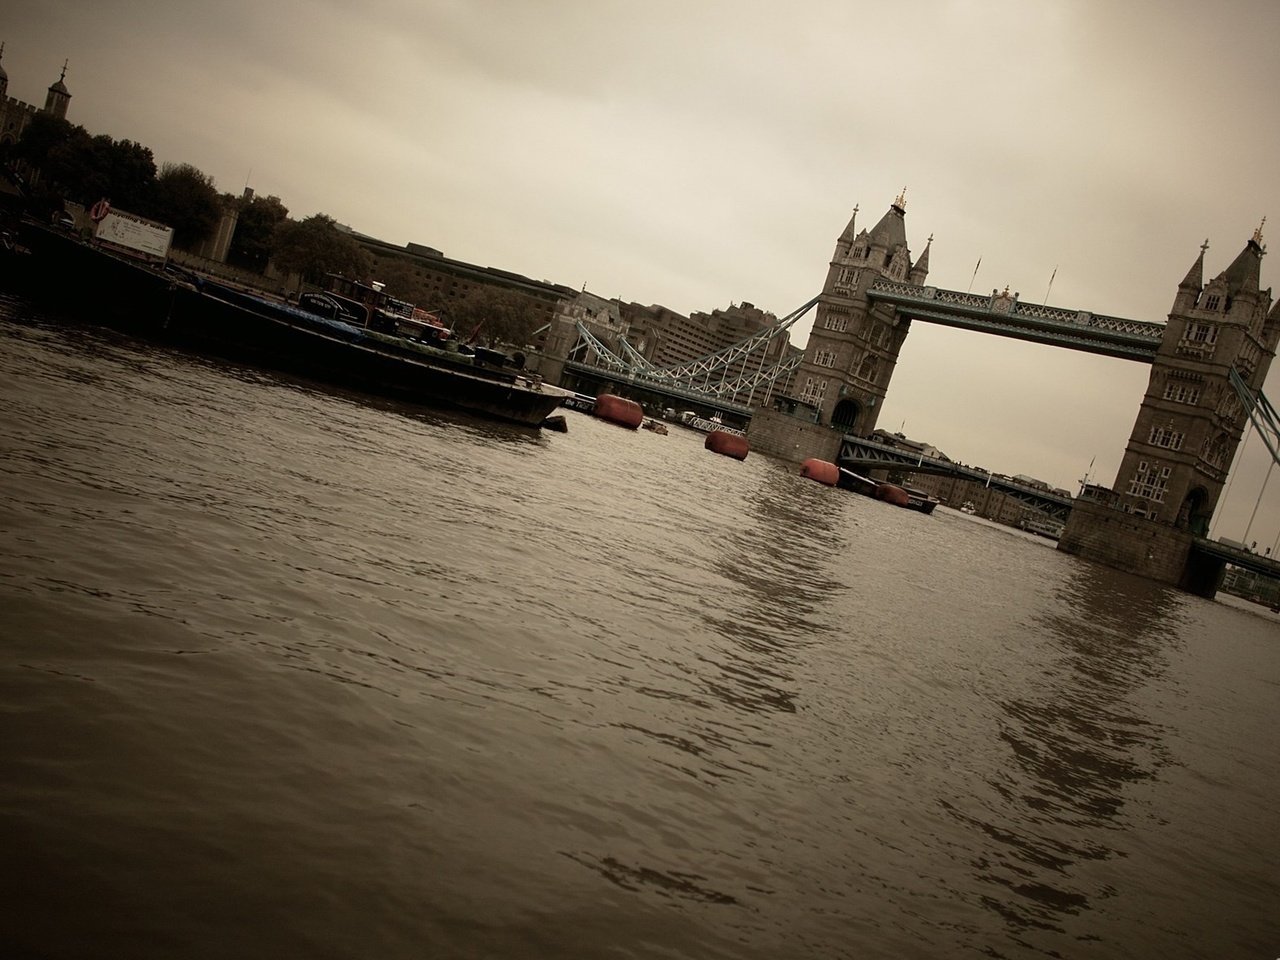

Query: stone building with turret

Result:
[0,48,72,146]
[794,193,932,435]
[1059,226,1280,590]
[748,193,932,461]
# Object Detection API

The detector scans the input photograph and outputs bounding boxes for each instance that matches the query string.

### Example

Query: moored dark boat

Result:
[837,468,938,514]
[16,222,572,427]
[903,485,940,514]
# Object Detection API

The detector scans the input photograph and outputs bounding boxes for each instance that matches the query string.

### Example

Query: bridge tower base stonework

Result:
[1059,229,1279,594]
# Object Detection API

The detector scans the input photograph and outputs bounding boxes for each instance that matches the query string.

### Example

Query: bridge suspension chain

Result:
[1229,367,1280,466]
[569,295,820,399]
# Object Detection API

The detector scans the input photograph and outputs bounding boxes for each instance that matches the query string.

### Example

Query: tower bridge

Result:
[553,193,1279,598]
[746,194,1280,598]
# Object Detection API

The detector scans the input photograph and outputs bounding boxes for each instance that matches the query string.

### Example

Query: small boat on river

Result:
[1019,514,1065,539]
[17,222,573,427]
[903,486,940,514]
[837,468,937,514]
[678,411,746,437]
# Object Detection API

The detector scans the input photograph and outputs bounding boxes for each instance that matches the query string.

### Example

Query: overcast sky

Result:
[10,0,1280,545]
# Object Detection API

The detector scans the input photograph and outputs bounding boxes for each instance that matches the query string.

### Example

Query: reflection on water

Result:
[2,295,1278,960]
[953,563,1185,945]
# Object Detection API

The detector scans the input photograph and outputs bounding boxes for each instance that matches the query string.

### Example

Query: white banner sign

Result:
[94,209,174,259]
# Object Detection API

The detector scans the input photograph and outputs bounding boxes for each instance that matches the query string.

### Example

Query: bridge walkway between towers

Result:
[865,279,1166,361]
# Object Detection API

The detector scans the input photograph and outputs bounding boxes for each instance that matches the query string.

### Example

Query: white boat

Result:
[1019,514,1065,539]
[678,411,745,436]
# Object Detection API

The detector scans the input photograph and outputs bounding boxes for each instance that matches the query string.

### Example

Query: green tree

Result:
[146,162,221,249]
[25,122,92,207]
[228,193,289,272]
[8,112,74,169]
[447,286,542,347]
[10,115,156,210]
[272,214,371,287]
[86,137,156,211]
[366,256,434,308]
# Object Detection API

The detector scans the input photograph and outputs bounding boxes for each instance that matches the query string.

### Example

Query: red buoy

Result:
[875,482,910,506]
[800,458,839,486]
[705,430,749,460]
[593,394,644,429]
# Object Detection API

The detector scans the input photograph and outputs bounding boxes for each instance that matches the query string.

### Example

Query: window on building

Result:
[814,349,838,368]
[1127,461,1169,502]
[824,312,849,333]
[857,354,879,382]
[1149,425,1185,450]
[800,377,828,405]
[1204,294,1220,311]
[1184,321,1218,344]
[1162,382,1201,404]
[1201,432,1230,469]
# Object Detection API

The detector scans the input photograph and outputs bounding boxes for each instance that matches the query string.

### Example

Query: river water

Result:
[1,291,1276,959]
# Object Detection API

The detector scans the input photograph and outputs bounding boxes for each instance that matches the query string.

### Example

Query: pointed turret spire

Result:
[909,234,932,284]
[1180,239,1207,291]
[867,196,907,250]
[837,203,860,244]
[1219,229,1264,297]
[44,59,71,119]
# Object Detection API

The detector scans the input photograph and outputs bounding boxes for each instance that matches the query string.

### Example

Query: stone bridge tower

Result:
[1059,226,1280,587]
[791,193,931,435]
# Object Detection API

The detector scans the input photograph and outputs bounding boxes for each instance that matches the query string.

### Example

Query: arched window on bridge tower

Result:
[1175,485,1212,536]
[857,354,880,383]
[832,398,861,431]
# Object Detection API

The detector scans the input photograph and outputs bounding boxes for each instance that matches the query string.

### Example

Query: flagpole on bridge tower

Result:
[1043,266,1058,305]
[967,257,981,294]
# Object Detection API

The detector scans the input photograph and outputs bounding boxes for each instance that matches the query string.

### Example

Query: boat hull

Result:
[16,224,571,427]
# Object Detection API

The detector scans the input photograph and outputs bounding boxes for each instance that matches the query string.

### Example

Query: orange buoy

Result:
[800,458,839,486]
[593,394,644,429]
[875,482,910,506]
[705,430,749,460]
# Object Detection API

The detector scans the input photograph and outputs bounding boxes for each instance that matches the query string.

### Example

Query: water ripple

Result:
[2,299,1278,959]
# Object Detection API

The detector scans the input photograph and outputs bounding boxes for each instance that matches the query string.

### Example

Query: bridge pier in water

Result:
[1058,498,1226,598]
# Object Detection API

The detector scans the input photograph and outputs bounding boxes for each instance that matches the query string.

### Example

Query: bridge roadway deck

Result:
[837,435,1072,519]
[1192,538,1280,579]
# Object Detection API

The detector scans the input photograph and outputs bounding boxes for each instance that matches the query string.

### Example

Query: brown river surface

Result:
[1,291,1277,959]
